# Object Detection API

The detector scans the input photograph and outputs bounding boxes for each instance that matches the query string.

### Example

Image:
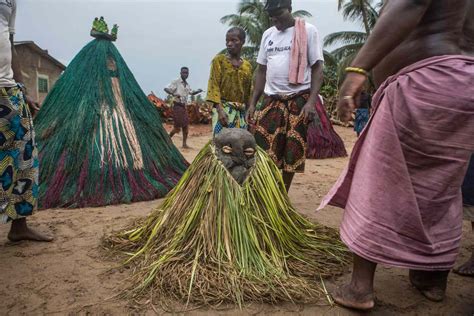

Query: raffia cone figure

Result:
[105,128,349,307]
[34,20,188,208]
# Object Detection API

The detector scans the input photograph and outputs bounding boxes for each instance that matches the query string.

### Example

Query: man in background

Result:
[164,67,202,149]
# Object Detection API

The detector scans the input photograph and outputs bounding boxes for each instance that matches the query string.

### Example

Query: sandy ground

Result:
[0,124,473,315]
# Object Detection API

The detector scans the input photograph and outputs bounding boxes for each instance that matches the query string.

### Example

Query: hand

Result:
[300,101,316,124]
[246,104,256,124]
[217,106,229,127]
[25,96,40,117]
[337,72,367,123]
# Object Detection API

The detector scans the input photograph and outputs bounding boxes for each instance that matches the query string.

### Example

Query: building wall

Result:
[15,45,64,104]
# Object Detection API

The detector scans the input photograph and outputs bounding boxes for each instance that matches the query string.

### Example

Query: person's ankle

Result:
[350,280,373,295]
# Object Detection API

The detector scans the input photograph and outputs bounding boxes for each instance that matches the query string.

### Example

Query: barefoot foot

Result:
[332,284,375,311]
[8,218,53,242]
[409,270,448,302]
[453,254,474,277]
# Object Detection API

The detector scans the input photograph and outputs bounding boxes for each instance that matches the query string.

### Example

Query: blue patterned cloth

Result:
[354,108,370,136]
[0,85,39,223]
[212,101,247,136]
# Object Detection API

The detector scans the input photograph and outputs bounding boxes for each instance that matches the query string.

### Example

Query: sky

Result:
[16,0,360,99]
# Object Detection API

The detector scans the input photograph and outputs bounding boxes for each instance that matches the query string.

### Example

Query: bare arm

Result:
[164,88,174,96]
[246,64,266,122]
[306,61,323,107]
[299,60,324,123]
[249,64,266,108]
[11,35,40,116]
[351,0,432,71]
[337,0,433,122]
[10,34,23,83]
[191,89,203,95]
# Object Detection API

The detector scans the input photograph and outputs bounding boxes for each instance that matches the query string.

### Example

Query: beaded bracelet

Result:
[345,67,369,77]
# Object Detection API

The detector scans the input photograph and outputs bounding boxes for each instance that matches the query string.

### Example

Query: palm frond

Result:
[324,31,366,48]
[292,10,312,18]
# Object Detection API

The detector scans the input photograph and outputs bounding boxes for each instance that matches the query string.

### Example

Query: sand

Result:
[0,125,472,315]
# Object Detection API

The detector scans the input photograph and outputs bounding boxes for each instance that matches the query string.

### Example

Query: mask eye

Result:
[222,146,232,154]
[244,148,255,157]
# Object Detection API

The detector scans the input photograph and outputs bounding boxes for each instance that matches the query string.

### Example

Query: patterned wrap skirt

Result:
[0,85,39,223]
[212,101,247,135]
[254,91,309,173]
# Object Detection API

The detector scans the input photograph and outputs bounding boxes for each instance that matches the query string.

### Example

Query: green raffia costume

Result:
[206,54,252,135]
[34,37,188,208]
[105,142,349,307]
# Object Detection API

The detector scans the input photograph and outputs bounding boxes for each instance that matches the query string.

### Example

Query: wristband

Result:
[345,67,369,77]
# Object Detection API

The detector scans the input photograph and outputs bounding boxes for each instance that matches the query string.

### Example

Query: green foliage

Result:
[322,1,383,109]
[220,0,312,65]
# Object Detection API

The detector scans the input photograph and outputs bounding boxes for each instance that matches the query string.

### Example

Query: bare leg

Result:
[409,269,449,302]
[453,221,474,277]
[182,125,190,149]
[332,254,376,311]
[282,171,295,192]
[169,127,180,138]
[8,218,53,242]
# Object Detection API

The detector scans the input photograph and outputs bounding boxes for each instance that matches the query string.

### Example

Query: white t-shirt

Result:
[257,23,324,96]
[0,0,16,87]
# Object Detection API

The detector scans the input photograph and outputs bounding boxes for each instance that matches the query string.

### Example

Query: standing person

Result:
[206,27,253,136]
[164,67,202,149]
[454,156,474,277]
[319,0,474,311]
[0,0,52,241]
[247,0,324,192]
[453,0,474,278]
[353,91,371,137]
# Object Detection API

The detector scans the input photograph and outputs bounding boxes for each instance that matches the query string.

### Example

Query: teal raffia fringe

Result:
[34,39,188,209]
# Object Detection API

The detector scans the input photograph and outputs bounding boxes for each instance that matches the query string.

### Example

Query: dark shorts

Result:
[253,92,309,173]
[172,102,189,129]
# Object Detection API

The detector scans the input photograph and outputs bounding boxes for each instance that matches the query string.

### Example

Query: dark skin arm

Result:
[338,0,433,122]
[300,60,324,123]
[211,102,229,127]
[246,64,266,123]
[10,34,40,116]
[164,87,178,97]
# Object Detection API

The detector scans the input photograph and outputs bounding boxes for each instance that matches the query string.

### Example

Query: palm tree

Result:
[337,0,378,36]
[220,0,312,62]
[324,1,381,76]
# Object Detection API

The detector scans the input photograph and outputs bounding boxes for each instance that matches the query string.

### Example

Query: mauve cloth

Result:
[172,102,189,128]
[288,18,307,85]
[320,55,474,270]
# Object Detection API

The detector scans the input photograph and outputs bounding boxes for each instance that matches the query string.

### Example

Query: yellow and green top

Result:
[206,54,253,105]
